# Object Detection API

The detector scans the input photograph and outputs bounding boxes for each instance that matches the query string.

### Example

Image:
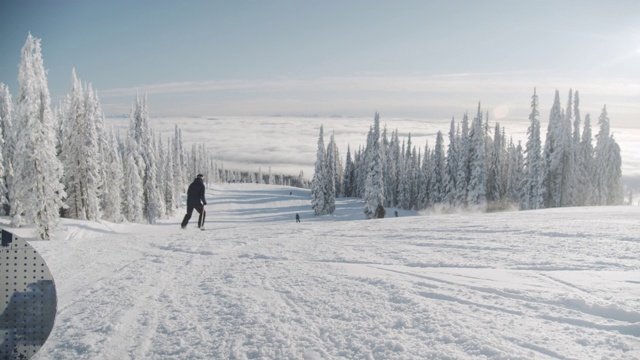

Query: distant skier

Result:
[295,213,300,223]
[181,174,207,229]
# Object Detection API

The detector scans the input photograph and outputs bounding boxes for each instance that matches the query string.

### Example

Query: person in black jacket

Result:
[181,174,207,229]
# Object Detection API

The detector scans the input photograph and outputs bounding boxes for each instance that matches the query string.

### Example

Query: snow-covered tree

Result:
[363,113,385,218]
[455,112,471,206]
[311,125,327,215]
[324,132,337,214]
[0,83,12,214]
[542,90,575,208]
[506,139,524,205]
[430,131,446,205]
[521,89,543,210]
[342,145,355,198]
[397,136,412,210]
[61,70,102,221]
[443,118,459,205]
[122,131,144,222]
[417,141,431,209]
[467,104,487,205]
[593,106,623,205]
[576,114,594,206]
[101,128,124,222]
[12,34,66,239]
[130,94,164,223]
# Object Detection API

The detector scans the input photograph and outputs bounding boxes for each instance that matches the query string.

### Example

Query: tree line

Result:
[312,89,623,218]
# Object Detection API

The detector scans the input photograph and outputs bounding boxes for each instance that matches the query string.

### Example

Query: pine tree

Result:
[172,125,185,207]
[101,128,124,222]
[343,145,354,198]
[560,89,576,207]
[487,123,503,204]
[122,132,144,222]
[324,133,336,214]
[397,136,412,210]
[430,131,446,205]
[594,106,623,205]
[130,94,164,223]
[0,84,12,215]
[455,112,471,206]
[443,118,459,205]
[12,34,66,239]
[576,114,594,206]
[363,113,385,218]
[521,89,543,210]
[467,105,487,205]
[506,139,524,205]
[311,125,327,215]
[163,135,177,214]
[417,141,431,209]
[381,131,394,207]
[61,70,102,221]
[542,90,564,208]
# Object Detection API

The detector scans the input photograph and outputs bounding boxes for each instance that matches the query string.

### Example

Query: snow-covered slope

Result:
[12,184,640,359]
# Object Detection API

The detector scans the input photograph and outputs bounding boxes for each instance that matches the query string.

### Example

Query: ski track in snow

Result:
[12,183,640,359]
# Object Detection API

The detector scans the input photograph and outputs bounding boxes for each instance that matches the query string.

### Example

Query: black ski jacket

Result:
[186,177,206,207]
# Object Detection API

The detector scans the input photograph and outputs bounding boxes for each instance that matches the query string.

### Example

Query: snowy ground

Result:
[5,184,639,359]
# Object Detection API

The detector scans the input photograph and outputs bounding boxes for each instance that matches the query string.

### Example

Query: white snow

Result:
[6,183,639,359]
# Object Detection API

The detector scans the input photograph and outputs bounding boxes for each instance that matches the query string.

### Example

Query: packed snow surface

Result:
[8,184,639,359]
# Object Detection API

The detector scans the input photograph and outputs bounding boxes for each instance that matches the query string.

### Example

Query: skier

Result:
[181,174,207,229]
[295,213,300,223]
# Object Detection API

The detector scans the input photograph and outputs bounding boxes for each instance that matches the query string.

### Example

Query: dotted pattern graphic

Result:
[0,230,57,360]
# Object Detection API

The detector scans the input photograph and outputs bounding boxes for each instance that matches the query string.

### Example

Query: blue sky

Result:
[1,0,639,127]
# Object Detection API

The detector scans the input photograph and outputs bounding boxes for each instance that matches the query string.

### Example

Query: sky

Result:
[1,0,639,127]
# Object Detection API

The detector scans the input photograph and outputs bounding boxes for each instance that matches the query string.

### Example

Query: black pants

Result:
[181,204,206,228]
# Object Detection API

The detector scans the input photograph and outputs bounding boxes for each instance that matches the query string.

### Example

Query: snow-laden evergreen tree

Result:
[163,135,177,214]
[311,125,327,215]
[61,70,102,221]
[542,90,575,208]
[521,89,543,210]
[101,128,123,222]
[342,145,355,197]
[363,113,385,218]
[122,131,144,222]
[542,90,564,208]
[410,146,420,210]
[576,114,594,206]
[0,84,11,214]
[383,130,398,207]
[571,90,582,205]
[560,89,576,207]
[156,133,168,214]
[397,136,412,210]
[417,141,431,209]
[351,148,362,198]
[467,104,487,205]
[173,125,186,190]
[324,132,337,214]
[83,85,109,218]
[506,139,524,204]
[172,125,185,206]
[430,131,446,205]
[130,94,164,223]
[487,123,504,205]
[455,112,471,206]
[443,118,459,205]
[12,34,66,239]
[594,106,623,205]
[329,133,343,197]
